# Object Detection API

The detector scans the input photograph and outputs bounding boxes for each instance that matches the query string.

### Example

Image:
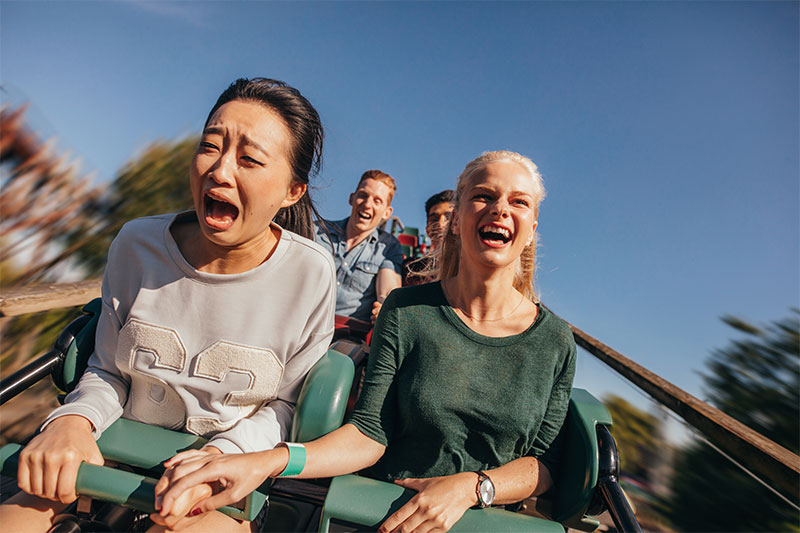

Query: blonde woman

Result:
[156,151,577,533]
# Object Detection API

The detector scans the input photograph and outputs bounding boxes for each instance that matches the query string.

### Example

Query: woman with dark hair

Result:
[0,78,336,533]
[156,150,577,533]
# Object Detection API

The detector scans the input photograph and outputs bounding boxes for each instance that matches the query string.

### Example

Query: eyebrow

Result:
[202,126,271,157]
[470,184,533,197]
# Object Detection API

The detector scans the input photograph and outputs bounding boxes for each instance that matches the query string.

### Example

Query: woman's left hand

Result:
[150,446,222,527]
[379,472,476,533]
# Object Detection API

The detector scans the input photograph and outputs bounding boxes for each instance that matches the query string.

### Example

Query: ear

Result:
[281,182,307,208]
[380,205,393,222]
[450,212,460,235]
[526,220,538,246]
[348,192,355,206]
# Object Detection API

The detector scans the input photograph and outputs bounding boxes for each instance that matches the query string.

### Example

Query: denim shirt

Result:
[314,217,404,321]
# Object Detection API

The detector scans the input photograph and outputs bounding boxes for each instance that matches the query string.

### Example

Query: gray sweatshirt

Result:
[45,212,336,454]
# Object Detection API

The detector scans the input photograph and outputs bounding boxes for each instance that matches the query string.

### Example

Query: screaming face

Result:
[189,99,305,255]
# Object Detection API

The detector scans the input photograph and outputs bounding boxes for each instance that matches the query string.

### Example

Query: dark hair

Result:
[206,78,324,239]
[424,189,454,217]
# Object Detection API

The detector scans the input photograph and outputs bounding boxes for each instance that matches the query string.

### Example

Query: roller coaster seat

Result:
[0,298,355,522]
[318,388,612,532]
[1,298,631,532]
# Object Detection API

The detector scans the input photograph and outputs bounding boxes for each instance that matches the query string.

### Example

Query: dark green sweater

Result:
[348,282,576,481]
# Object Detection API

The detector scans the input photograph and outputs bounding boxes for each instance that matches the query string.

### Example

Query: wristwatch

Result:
[474,470,495,508]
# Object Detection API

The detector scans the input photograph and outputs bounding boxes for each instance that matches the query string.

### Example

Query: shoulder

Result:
[377,228,401,247]
[375,229,403,264]
[315,217,346,235]
[539,306,573,336]
[314,217,346,245]
[534,306,577,354]
[112,213,175,250]
[116,213,173,238]
[281,229,336,277]
[383,282,443,312]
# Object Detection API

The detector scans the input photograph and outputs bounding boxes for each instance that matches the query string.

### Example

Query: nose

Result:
[209,150,236,186]
[490,198,510,217]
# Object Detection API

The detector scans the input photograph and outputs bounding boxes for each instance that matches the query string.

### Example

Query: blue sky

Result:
[3,1,798,434]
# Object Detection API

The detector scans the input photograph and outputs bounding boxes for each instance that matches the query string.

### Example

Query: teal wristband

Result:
[278,442,306,477]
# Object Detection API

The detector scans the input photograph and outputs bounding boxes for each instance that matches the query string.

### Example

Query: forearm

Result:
[303,423,385,477]
[261,423,385,479]
[486,456,553,505]
[375,269,401,301]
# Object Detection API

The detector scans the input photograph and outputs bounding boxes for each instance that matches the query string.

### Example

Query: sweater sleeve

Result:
[528,334,577,477]
[42,249,130,437]
[347,290,402,446]
[207,254,337,454]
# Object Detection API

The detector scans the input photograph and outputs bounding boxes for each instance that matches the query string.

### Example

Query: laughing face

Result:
[451,160,538,271]
[347,178,394,236]
[190,99,305,254]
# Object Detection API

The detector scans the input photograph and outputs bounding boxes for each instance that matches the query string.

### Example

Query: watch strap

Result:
[474,470,491,508]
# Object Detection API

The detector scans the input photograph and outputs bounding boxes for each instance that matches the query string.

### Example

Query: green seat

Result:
[320,475,564,532]
[401,226,419,238]
[1,299,631,531]
[319,388,613,532]
[0,298,355,521]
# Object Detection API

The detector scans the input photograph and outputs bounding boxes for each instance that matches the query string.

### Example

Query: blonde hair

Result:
[437,150,546,302]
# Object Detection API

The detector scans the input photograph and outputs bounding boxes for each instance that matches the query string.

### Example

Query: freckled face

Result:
[190,100,305,251]
[348,178,394,234]
[450,160,538,270]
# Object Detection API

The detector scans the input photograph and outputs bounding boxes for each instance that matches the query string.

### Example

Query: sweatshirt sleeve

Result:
[41,248,130,438]
[207,253,337,454]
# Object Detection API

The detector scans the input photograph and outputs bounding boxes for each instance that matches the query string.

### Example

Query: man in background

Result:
[315,170,403,323]
[404,189,454,285]
[424,189,454,252]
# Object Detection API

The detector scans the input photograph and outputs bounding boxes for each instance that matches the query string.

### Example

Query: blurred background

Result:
[1,2,797,531]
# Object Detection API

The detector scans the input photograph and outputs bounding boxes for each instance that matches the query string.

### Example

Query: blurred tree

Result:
[1,134,197,443]
[59,137,198,276]
[1,105,104,284]
[667,311,800,532]
[603,395,662,480]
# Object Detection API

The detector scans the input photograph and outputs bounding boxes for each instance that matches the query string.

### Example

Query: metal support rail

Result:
[596,425,642,533]
[0,279,101,317]
[563,317,800,500]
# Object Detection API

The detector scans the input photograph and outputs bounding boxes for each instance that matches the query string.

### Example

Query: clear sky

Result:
[3,1,798,431]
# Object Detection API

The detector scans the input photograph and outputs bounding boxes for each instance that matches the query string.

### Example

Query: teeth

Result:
[481,225,510,238]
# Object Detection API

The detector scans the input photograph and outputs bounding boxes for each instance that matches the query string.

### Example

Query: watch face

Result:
[479,478,495,505]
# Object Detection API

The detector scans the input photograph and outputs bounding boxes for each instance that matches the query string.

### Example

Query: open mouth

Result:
[357,211,373,223]
[479,224,512,246]
[203,193,239,229]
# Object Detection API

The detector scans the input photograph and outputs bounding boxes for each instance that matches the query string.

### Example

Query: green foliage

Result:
[703,312,800,455]
[1,138,197,382]
[602,395,661,479]
[667,311,800,532]
[67,137,197,275]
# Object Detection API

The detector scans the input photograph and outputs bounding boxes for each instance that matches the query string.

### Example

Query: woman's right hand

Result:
[17,415,103,503]
[155,448,288,519]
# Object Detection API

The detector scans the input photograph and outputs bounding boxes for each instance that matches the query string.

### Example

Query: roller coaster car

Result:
[0,299,641,532]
